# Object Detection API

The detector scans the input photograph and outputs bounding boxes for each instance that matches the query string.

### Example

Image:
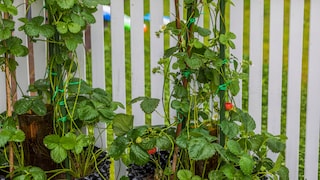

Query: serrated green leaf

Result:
[60,136,76,150]
[177,169,193,180]
[208,170,224,180]
[249,134,264,151]
[191,176,201,180]
[230,79,240,96]
[68,22,81,33]
[0,28,11,40]
[163,46,178,58]
[81,11,96,24]
[65,34,82,50]
[56,0,75,9]
[188,137,216,160]
[14,98,33,115]
[176,131,188,149]
[227,140,243,156]
[156,134,172,150]
[140,98,160,114]
[56,21,68,34]
[39,24,55,38]
[197,26,211,37]
[29,166,47,180]
[78,104,99,122]
[267,137,285,153]
[130,144,150,165]
[43,134,60,149]
[12,175,27,180]
[241,112,256,132]
[113,113,133,136]
[9,129,25,142]
[71,13,86,27]
[220,120,239,138]
[108,136,129,159]
[185,55,202,69]
[239,154,254,175]
[221,164,236,179]
[0,129,11,147]
[67,78,92,94]
[277,165,289,180]
[6,5,17,15]
[31,99,47,116]
[51,145,67,163]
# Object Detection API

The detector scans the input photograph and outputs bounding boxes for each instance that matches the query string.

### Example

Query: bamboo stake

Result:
[3,11,15,179]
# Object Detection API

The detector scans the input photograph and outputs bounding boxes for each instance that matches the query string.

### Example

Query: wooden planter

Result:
[18,106,57,171]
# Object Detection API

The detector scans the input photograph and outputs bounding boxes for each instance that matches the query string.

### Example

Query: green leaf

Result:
[113,113,134,136]
[239,154,254,175]
[81,11,96,24]
[129,144,150,165]
[68,22,81,33]
[71,13,86,27]
[220,120,239,138]
[39,24,55,38]
[156,134,172,150]
[249,134,264,151]
[197,26,211,37]
[9,129,25,142]
[227,140,243,156]
[208,170,224,180]
[177,169,193,180]
[267,137,285,153]
[0,28,11,40]
[221,164,236,179]
[14,98,33,115]
[51,145,67,163]
[56,21,68,34]
[56,0,75,9]
[29,166,47,180]
[67,78,92,94]
[43,134,60,149]
[140,98,160,114]
[176,131,188,149]
[31,99,47,116]
[241,112,256,132]
[0,129,11,147]
[64,34,82,50]
[185,55,202,69]
[191,176,202,180]
[60,136,76,150]
[78,104,99,122]
[188,137,216,160]
[163,46,178,58]
[108,136,129,159]
[277,165,289,180]
[230,79,240,96]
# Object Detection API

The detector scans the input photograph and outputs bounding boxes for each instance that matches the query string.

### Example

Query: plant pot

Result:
[18,106,57,171]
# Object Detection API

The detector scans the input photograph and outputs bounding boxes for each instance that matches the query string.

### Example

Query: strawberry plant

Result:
[109,0,288,179]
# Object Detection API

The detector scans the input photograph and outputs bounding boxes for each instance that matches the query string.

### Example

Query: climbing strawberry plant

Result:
[109,0,288,179]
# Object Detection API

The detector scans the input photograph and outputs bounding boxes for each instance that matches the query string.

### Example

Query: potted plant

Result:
[1,0,114,179]
[108,0,289,179]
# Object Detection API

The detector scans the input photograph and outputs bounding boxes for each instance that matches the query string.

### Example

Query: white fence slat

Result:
[91,6,107,149]
[111,0,126,112]
[304,0,320,178]
[31,0,47,81]
[285,0,305,179]
[110,1,127,178]
[248,0,264,133]
[150,0,164,125]
[13,0,29,98]
[267,0,284,135]
[130,0,145,126]
[91,6,105,89]
[229,0,243,108]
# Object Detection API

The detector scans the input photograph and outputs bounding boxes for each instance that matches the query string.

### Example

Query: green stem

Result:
[219,0,227,147]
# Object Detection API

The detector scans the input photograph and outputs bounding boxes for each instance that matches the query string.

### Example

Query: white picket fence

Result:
[1,0,320,179]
